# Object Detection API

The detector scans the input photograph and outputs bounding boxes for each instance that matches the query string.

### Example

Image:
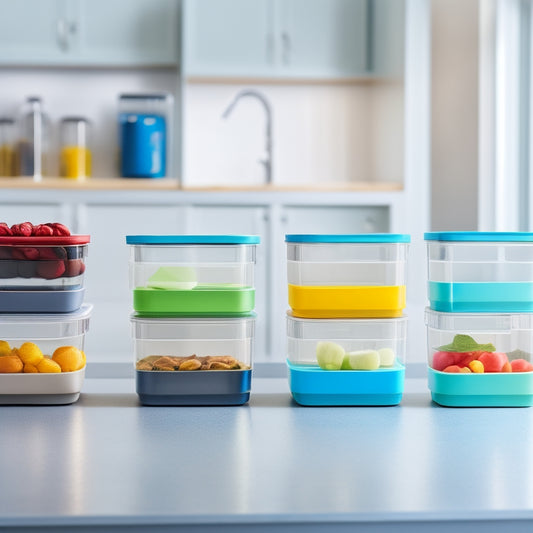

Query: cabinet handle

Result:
[281,31,291,65]
[57,19,76,52]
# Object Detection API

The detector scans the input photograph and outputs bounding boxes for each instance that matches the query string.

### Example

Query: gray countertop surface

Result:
[1,377,533,532]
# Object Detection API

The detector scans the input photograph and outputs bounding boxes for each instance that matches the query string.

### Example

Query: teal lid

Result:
[285,234,410,243]
[424,232,533,242]
[126,235,260,245]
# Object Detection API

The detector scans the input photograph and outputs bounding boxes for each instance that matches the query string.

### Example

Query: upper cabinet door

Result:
[184,0,274,77]
[279,0,368,78]
[0,0,69,65]
[77,0,179,66]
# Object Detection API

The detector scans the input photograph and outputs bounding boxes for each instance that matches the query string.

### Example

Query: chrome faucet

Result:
[222,89,272,185]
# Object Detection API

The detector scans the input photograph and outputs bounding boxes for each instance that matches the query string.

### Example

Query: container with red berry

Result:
[0,221,90,313]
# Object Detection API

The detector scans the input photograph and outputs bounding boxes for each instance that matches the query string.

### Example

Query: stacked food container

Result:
[424,232,533,407]
[0,222,91,404]
[285,234,410,406]
[126,235,260,406]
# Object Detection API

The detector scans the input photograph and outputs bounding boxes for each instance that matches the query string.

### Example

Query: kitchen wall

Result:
[431,0,479,230]
[0,68,177,178]
[183,81,404,186]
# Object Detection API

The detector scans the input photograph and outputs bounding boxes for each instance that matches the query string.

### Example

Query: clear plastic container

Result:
[131,314,255,405]
[0,234,90,312]
[17,97,49,180]
[286,234,410,318]
[126,235,259,316]
[425,232,533,312]
[286,313,407,406]
[0,304,92,404]
[119,93,173,178]
[0,117,16,176]
[60,117,91,179]
[425,308,533,407]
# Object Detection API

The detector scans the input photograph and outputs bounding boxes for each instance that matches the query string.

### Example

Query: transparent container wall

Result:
[60,117,91,179]
[132,317,255,368]
[427,242,533,282]
[287,242,408,286]
[425,309,533,368]
[17,97,49,179]
[129,244,257,288]
[119,93,173,178]
[0,306,91,354]
[287,315,407,365]
[0,118,16,176]
[0,244,88,288]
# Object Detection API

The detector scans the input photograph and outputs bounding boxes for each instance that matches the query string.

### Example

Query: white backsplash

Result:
[183,82,404,187]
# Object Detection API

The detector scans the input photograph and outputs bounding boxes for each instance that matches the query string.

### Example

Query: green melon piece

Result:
[344,350,380,370]
[378,348,396,367]
[147,267,198,290]
[316,341,345,370]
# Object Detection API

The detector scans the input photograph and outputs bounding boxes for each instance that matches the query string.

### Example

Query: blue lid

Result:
[424,232,533,242]
[285,234,410,243]
[126,235,260,245]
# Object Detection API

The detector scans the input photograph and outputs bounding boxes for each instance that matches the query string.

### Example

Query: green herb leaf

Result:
[437,334,495,353]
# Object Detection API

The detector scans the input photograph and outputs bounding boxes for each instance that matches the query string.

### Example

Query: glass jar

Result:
[0,118,16,177]
[17,97,49,180]
[60,117,91,179]
[118,93,173,178]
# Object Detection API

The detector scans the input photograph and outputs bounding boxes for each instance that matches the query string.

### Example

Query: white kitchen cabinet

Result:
[183,205,269,360]
[0,203,72,228]
[79,204,184,363]
[0,0,179,66]
[184,0,369,79]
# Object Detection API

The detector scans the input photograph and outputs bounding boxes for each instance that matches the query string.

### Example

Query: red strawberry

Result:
[38,247,67,260]
[0,247,12,259]
[32,224,54,237]
[64,259,84,277]
[45,223,70,236]
[10,222,33,236]
[0,223,12,236]
[12,248,27,260]
[19,247,39,260]
[36,260,65,280]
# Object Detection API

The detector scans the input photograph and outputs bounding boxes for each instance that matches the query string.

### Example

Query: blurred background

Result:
[0,0,528,365]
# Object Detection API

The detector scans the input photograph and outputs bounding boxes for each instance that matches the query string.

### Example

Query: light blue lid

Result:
[285,234,410,243]
[126,235,260,245]
[424,232,533,242]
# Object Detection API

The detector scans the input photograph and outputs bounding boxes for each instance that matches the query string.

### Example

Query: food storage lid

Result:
[0,235,90,245]
[425,307,533,330]
[285,234,410,243]
[126,235,260,245]
[0,303,92,337]
[424,231,533,242]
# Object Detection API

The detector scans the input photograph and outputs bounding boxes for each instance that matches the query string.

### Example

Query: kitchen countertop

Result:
[1,377,533,532]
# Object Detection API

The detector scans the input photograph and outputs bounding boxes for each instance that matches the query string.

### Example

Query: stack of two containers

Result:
[0,228,91,404]
[425,232,533,407]
[126,235,260,405]
[285,234,410,406]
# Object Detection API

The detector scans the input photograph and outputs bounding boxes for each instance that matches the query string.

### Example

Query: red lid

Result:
[0,235,90,245]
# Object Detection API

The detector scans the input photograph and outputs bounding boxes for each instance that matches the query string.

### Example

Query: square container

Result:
[286,234,410,318]
[425,232,533,312]
[287,314,407,406]
[131,314,255,405]
[0,304,92,404]
[0,235,90,313]
[126,235,259,316]
[426,308,533,407]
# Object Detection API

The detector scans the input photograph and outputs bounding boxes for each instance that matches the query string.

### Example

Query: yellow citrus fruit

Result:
[37,357,61,374]
[52,346,84,372]
[0,340,11,357]
[0,355,23,373]
[23,363,39,373]
[18,342,44,366]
